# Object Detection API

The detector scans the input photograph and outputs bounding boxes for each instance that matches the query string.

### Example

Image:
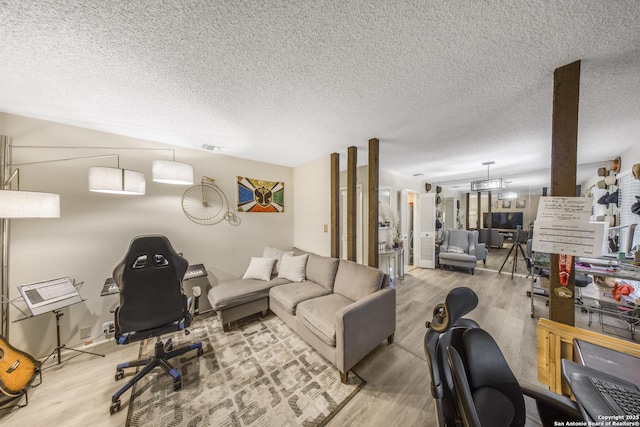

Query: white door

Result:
[418,193,436,268]
[400,189,419,272]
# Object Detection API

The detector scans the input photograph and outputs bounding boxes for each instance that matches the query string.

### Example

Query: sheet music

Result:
[532,197,604,257]
[18,277,83,316]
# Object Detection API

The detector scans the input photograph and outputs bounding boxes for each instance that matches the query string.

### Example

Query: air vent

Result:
[202,144,221,151]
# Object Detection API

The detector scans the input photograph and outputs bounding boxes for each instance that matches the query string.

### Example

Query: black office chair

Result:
[110,235,203,414]
[424,287,582,427]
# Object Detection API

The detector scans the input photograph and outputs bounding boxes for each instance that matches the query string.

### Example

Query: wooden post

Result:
[347,147,357,262]
[368,138,379,267]
[487,191,493,247]
[549,60,581,326]
[465,193,470,230]
[330,153,340,258]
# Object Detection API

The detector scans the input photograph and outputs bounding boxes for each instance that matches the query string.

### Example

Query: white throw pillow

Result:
[242,257,277,281]
[278,254,308,282]
[262,246,294,273]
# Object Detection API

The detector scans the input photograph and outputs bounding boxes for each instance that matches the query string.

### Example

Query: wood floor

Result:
[1,250,630,426]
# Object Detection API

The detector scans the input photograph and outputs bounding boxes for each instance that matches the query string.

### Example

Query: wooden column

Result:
[465,193,470,230]
[487,191,493,247]
[330,153,340,258]
[549,60,581,326]
[347,146,357,262]
[368,138,379,267]
[476,192,481,229]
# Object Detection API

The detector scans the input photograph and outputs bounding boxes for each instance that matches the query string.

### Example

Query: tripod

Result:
[498,229,527,279]
[41,309,105,367]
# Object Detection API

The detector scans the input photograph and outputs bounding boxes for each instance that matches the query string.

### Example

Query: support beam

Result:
[368,138,379,267]
[330,153,340,258]
[347,147,357,262]
[465,193,470,230]
[549,60,581,326]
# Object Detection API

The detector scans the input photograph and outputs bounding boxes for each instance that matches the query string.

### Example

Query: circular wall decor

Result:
[182,177,240,226]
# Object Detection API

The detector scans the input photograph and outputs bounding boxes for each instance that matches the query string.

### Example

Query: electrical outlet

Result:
[102,321,115,335]
[80,326,91,339]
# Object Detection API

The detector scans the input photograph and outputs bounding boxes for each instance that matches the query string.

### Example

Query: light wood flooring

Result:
[1,250,633,426]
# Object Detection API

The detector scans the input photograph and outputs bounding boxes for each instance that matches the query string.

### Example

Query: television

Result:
[482,212,523,230]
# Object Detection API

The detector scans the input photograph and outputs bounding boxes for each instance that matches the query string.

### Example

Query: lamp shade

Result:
[152,160,194,185]
[0,190,60,218]
[89,166,145,195]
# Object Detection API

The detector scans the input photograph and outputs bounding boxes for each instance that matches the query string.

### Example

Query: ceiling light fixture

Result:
[471,161,505,192]
[498,181,518,200]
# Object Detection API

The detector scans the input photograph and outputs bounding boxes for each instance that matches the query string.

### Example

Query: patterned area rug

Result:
[126,313,364,426]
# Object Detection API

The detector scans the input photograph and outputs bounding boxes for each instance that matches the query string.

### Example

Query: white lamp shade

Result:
[0,190,60,218]
[152,160,194,185]
[89,167,146,195]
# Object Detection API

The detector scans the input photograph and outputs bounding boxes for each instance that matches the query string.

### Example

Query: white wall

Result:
[1,113,295,358]
[293,156,331,256]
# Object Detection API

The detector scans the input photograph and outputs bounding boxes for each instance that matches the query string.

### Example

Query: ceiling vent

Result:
[202,144,221,151]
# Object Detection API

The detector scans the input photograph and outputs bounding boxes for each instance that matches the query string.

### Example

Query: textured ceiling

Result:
[1,1,639,192]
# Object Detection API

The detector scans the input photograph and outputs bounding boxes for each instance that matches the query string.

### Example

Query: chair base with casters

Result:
[111,335,203,414]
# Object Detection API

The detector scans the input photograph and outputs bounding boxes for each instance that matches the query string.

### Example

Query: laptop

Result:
[562,359,640,421]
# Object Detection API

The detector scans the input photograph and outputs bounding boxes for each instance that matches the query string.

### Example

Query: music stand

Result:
[17,277,104,366]
[498,229,527,279]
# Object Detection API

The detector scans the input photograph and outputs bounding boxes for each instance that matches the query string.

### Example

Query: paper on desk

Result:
[532,197,604,257]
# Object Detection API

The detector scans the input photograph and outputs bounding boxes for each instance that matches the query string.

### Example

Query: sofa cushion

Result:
[242,257,277,281]
[208,277,290,310]
[269,281,331,315]
[439,252,476,263]
[277,253,308,282]
[296,293,353,346]
[333,259,383,302]
[262,247,294,273]
[305,253,340,291]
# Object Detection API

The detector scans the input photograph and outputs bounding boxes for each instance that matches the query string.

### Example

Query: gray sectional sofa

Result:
[207,247,396,383]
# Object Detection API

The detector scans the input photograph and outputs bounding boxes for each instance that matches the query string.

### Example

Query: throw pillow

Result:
[278,254,309,282]
[262,247,294,273]
[447,246,465,254]
[242,257,277,281]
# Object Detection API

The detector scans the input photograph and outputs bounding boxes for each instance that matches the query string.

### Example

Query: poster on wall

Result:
[237,176,285,212]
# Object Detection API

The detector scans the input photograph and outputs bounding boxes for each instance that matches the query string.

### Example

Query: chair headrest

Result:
[427,287,478,333]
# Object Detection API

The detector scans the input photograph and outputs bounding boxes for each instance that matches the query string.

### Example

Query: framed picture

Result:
[492,200,499,209]
[502,200,512,209]
[516,200,526,209]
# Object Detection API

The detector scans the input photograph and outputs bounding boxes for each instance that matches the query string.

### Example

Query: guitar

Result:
[0,335,38,396]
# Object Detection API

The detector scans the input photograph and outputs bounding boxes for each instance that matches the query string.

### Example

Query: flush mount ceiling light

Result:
[152,159,194,185]
[89,166,146,195]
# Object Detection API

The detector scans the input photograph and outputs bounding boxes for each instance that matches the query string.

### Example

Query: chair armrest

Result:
[335,287,396,373]
[520,381,583,422]
[475,243,487,261]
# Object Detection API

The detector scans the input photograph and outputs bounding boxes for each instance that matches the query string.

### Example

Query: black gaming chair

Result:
[424,287,582,426]
[109,235,203,414]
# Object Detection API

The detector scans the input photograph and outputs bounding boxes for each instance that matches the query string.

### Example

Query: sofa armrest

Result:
[335,287,396,373]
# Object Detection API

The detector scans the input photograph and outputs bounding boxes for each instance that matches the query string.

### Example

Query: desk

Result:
[536,318,640,395]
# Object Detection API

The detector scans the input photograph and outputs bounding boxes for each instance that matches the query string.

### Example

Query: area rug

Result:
[125,313,364,426]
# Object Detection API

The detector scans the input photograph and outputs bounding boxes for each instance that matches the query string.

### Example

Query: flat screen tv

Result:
[482,212,523,230]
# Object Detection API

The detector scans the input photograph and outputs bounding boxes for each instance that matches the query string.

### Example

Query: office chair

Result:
[425,287,582,427]
[110,234,203,414]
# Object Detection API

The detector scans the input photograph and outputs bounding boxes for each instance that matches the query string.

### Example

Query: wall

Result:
[293,156,331,256]
[1,113,295,358]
